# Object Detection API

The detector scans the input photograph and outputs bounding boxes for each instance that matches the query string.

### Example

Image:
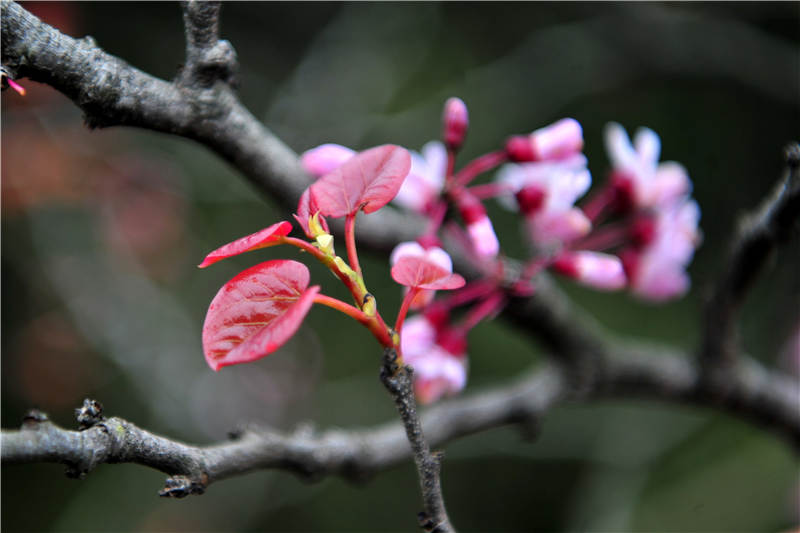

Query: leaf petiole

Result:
[394,286,421,335]
[344,213,361,277]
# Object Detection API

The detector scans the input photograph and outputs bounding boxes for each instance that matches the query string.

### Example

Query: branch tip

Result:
[160,474,208,498]
[76,398,105,430]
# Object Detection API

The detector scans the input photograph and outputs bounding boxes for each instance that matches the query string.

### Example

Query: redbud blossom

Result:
[457,192,500,259]
[604,123,691,210]
[506,118,583,163]
[401,315,467,404]
[394,141,447,214]
[300,143,355,178]
[552,251,626,291]
[496,155,592,245]
[442,97,469,151]
[623,199,701,301]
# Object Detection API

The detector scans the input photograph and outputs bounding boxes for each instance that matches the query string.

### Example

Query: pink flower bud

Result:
[442,97,469,151]
[300,144,355,178]
[454,191,498,257]
[467,216,500,259]
[552,251,626,291]
[506,118,583,162]
[515,185,547,214]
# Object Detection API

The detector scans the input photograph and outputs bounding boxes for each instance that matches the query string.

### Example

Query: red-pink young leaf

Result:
[199,221,293,268]
[391,256,466,290]
[294,188,329,238]
[309,145,412,217]
[202,259,320,370]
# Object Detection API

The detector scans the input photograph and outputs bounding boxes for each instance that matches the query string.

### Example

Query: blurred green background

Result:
[2,2,798,531]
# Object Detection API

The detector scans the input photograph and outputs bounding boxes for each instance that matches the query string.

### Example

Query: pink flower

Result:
[623,199,701,301]
[506,118,584,163]
[394,141,447,214]
[442,97,469,151]
[496,155,592,245]
[456,191,500,259]
[552,251,626,291]
[604,123,691,210]
[300,144,356,178]
[391,241,455,309]
[400,315,467,404]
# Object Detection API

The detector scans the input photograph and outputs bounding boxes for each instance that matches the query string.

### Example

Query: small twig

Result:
[2,367,563,500]
[4,347,796,502]
[380,348,455,532]
[179,0,237,88]
[700,143,800,381]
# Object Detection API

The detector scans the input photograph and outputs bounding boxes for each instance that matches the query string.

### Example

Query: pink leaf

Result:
[294,189,329,238]
[202,260,319,370]
[199,221,292,268]
[309,145,412,217]
[391,256,466,290]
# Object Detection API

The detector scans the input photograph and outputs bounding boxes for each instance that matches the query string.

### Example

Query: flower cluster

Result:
[200,97,700,406]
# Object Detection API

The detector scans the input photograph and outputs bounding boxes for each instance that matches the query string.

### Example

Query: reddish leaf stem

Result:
[569,222,629,252]
[581,183,615,223]
[437,279,496,311]
[446,148,457,179]
[453,150,507,187]
[394,287,421,336]
[313,293,369,323]
[345,213,361,277]
[423,201,448,239]
[283,236,363,305]
[460,290,505,332]
[468,181,515,200]
[314,294,394,348]
[281,236,329,263]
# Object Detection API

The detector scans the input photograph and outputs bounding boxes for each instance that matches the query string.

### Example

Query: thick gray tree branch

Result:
[3,347,796,501]
[2,369,564,500]
[0,0,421,252]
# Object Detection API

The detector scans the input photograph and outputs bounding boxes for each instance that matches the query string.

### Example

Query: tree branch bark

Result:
[4,346,796,500]
[700,143,800,380]
[380,348,454,532]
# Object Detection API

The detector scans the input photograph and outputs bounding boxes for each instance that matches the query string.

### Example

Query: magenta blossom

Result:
[455,190,501,259]
[552,251,626,291]
[400,315,467,404]
[604,123,691,211]
[506,118,584,163]
[442,97,469,151]
[622,199,701,301]
[496,154,592,246]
